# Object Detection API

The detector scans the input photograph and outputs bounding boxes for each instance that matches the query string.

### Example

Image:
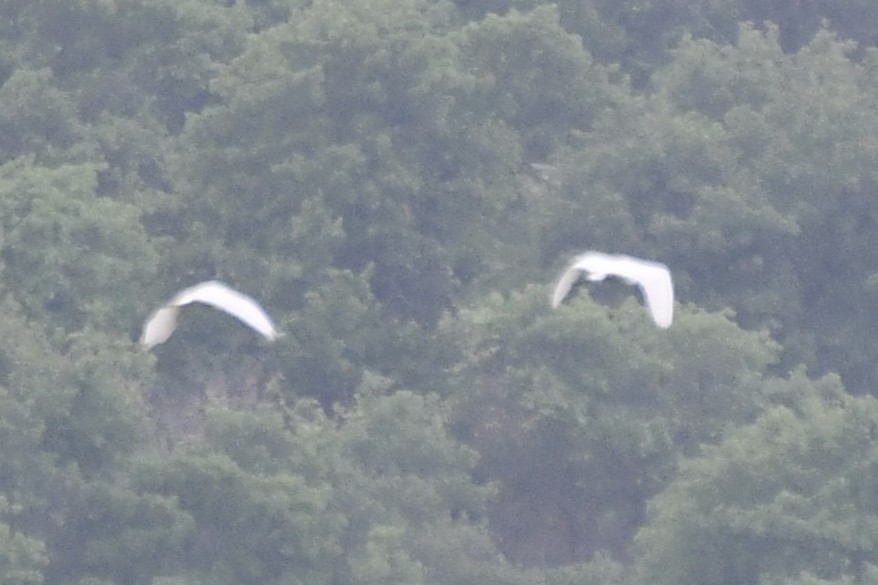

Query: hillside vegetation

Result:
[3,0,878,583]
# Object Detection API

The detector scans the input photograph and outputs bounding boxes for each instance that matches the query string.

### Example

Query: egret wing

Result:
[171,281,278,340]
[551,251,674,328]
[552,264,584,308]
[633,264,674,328]
[591,254,653,285]
[140,306,180,349]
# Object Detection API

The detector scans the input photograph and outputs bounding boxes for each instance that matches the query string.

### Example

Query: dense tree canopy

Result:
[1,0,878,583]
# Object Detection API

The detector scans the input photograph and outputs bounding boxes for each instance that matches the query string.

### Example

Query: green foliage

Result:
[535,23,878,393]
[0,297,73,503]
[0,68,85,163]
[42,330,152,474]
[47,478,192,585]
[457,5,616,155]
[440,285,779,563]
[634,372,878,585]
[170,0,470,324]
[348,526,427,585]
[128,391,521,585]
[324,390,525,585]
[539,553,626,585]
[0,158,158,335]
[0,496,47,585]
[762,565,878,585]
[279,267,388,406]
[142,446,341,584]
[330,390,489,522]
[2,0,878,583]
[656,25,878,391]
[26,0,247,129]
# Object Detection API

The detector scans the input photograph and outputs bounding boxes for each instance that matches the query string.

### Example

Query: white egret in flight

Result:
[140,280,278,349]
[552,252,674,328]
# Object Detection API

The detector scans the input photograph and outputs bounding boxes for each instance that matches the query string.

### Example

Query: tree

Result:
[655,26,878,393]
[45,477,192,585]
[541,24,878,395]
[440,285,779,564]
[634,371,878,585]
[0,68,85,164]
[324,388,527,585]
[0,497,47,585]
[0,158,158,336]
[133,389,528,585]
[456,5,618,156]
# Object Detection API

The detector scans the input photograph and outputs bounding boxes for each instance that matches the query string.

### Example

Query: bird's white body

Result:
[140,280,278,349]
[552,252,674,328]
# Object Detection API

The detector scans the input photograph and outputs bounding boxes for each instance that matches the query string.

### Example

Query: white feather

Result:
[551,252,674,328]
[141,280,278,349]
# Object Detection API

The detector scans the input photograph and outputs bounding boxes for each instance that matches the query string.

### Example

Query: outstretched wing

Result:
[171,280,278,340]
[140,306,180,349]
[630,263,674,328]
[551,264,584,308]
[551,252,674,328]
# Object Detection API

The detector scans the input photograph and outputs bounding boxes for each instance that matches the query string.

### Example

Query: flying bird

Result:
[551,252,674,328]
[140,280,278,349]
